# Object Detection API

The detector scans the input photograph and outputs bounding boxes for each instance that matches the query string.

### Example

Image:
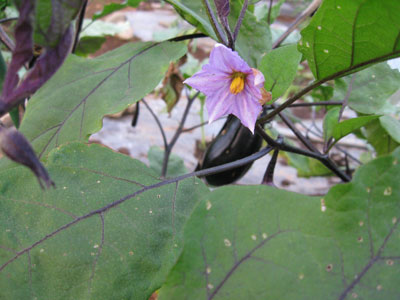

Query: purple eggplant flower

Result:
[184,43,269,133]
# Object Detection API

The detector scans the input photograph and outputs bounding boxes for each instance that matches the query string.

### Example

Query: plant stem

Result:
[272,0,321,48]
[287,101,342,107]
[142,99,168,151]
[267,0,273,25]
[255,125,351,182]
[201,0,228,45]
[0,25,14,51]
[72,0,88,53]
[233,0,249,41]
[0,17,18,24]
[161,92,199,177]
[258,80,324,125]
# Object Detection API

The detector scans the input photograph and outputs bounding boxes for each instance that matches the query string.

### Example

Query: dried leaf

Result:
[160,60,185,113]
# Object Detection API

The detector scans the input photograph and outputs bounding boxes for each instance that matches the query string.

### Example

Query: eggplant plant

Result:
[0,0,399,299]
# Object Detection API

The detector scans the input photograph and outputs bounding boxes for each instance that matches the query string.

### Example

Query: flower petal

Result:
[205,82,233,123]
[252,68,265,89]
[229,92,262,133]
[183,70,228,95]
[210,44,253,74]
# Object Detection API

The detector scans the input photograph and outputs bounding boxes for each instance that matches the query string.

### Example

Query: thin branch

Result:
[233,0,249,41]
[142,99,168,151]
[277,108,319,152]
[262,136,282,185]
[161,92,199,177]
[0,25,14,51]
[0,17,18,24]
[255,125,351,181]
[267,0,273,25]
[182,121,209,133]
[201,0,228,45]
[272,0,322,48]
[287,101,342,107]
[72,0,88,53]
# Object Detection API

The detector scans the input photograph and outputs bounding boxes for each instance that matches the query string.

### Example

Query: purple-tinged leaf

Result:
[1,0,34,104]
[0,0,76,115]
[0,126,54,189]
[5,26,73,106]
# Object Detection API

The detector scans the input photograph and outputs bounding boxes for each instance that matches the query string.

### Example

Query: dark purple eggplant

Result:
[197,115,262,186]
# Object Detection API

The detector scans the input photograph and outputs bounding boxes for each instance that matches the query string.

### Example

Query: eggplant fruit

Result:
[197,115,262,186]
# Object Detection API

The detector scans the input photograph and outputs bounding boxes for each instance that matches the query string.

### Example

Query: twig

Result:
[0,25,14,51]
[201,0,228,45]
[0,17,18,24]
[182,121,209,133]
[142,99,168,151]
[267,0,273,25]
[233,0,249,41]
[255,125,351,182]
[277,108,318,152]
[261,136,282,185]
[257,80,323,125]
[288,101,342,107]
[272,0,322,48]
[161,92,199,177]
[72,0,88,53]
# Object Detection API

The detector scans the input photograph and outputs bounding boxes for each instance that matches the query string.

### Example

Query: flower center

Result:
[230,72,246,95]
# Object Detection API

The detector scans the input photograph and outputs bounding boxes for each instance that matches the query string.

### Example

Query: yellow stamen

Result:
[230,73,246,94]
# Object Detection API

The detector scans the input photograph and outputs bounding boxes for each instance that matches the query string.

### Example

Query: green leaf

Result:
[18,41,187,159]
[75,36,106,57]
[166,0,271,67]
[0,142,207,299]
[254,0,285,24]
[159,149,400,299]
[92,0,141,20]
[380,116,400,144]
[283,151,332,178]
[229,2,272,67]
[363,119,400,156]
[259,44,302,101]
[333,63,400,114]
[323,106,340,142]
[299,0,400,81]
[148,146,187,177]
[332,115,381,142]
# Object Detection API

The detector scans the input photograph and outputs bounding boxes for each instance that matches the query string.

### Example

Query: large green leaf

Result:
[258,44,302,101]
[159,148,400,299]
[363,119,400,156]
[18,41,186,159]
[299,0,400,81]
[166,0,271,67]
[0,142,207,299]
[380,116,400,144]
[332,63,400,115]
